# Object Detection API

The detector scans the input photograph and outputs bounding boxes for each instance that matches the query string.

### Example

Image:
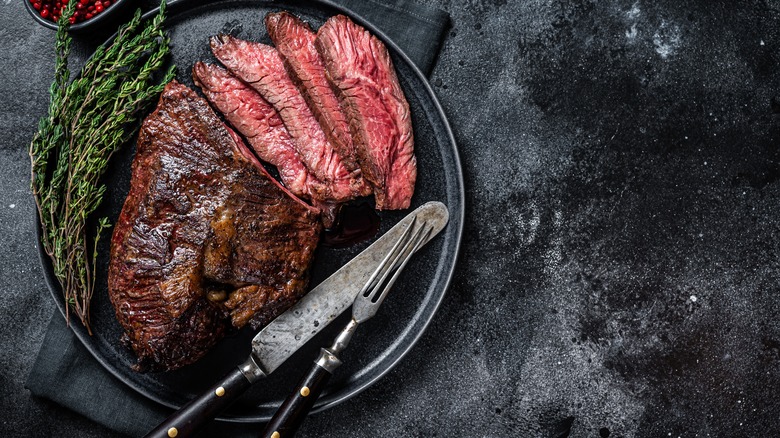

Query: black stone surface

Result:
[3,0,780,437]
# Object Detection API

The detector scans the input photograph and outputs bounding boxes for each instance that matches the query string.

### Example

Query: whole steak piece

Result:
[265,12,361,178]
[316,15,417,210]
[108,81,321,371]
[192,61,327,203]
[210,34,370,207]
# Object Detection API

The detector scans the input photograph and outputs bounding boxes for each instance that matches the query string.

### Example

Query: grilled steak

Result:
[316,15,417,210]
[108,81,321,371]
[210,34,370,206]
[192,62,327,203]
[265,12,361,177]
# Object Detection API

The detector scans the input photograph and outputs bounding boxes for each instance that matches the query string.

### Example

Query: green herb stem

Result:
[30,1,175,333]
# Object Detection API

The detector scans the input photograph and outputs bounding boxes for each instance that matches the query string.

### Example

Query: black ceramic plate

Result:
[39,0,463,423]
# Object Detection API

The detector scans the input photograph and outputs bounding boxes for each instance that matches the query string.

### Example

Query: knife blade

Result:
[144,201,449,438]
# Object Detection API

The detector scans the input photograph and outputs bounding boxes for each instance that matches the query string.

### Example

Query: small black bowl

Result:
[24,0,132,33]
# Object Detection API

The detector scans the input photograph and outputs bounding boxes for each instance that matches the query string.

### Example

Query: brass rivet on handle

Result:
[167,427,178,437]
[271,432,281,438]
[300,386,310,397]
[215,386,225,397]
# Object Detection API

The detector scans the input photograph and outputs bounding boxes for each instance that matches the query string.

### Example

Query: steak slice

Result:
[316,15,417,210]
[192,62,327,202]
[108,81,321,371]
[210,34,370,205]
[265,12,361,177]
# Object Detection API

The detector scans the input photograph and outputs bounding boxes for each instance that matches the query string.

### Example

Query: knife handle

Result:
[144,356,265,438]
[260,348,342,438]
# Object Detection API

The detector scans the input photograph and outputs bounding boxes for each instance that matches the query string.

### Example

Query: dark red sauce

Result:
[322,203,380,248]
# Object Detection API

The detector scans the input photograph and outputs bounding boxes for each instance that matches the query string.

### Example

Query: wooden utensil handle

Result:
[144,359,260,438]
[260,349,339,438]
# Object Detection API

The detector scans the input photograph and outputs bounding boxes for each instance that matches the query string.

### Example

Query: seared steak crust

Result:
[108,81,321,371]
[316,15,417,210]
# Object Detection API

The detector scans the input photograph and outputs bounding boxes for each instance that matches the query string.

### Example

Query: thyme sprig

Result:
[30,1,176,333]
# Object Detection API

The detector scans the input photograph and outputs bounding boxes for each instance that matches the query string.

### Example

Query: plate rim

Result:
[37,0,465,423]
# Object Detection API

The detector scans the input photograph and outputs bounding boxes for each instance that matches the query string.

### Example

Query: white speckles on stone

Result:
[653,20,682,59]
[516,200,540,246]
[543,210,564,276]
[624,3,641,43]
[626,24,638,41]
[761,40,765,46]
[512,280,644,436]
[627,2,641,19]
[9,204,15,209]
[690,295,698,302]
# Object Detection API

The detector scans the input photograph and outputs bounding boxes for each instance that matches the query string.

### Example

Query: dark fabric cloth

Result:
[25,2,449,437]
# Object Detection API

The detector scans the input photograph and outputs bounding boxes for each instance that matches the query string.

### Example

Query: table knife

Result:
[144,201,449,438]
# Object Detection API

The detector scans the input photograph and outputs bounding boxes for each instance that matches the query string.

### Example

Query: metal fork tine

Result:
[368,225,432,306]
[352,223,430,321]
[359,217,417,298]
[365,223,427,303]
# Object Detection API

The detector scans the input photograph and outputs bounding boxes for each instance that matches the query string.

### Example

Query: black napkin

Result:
[25,1,450,437]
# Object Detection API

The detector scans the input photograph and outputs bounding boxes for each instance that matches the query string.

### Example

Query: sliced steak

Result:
[192,62,327,202]
[265,12,361,177]
[316,15,417,210]
[210,34,370,205]
[108,81,321,371]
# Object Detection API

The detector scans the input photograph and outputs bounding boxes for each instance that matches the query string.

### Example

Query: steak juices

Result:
[109,12,416,371]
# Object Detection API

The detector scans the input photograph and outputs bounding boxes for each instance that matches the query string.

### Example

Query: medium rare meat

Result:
[316,15,417,210]
[265,12,361,176]
[210,34,370,206]
[108,81,321,371]
[192,62,327,202]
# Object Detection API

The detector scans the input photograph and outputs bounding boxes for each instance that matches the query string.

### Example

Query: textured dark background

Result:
[3,0,780,437]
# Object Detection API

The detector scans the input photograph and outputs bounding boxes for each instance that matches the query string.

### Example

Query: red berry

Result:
[62,0,68,3]
[94,4,102,12]
[40,8,49,17]
[85,12,92,19]
[69,15,76,23]
[102,0,110,6]
[33,2,41,10]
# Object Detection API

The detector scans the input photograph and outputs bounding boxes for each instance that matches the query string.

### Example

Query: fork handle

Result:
[260,348,342,438]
